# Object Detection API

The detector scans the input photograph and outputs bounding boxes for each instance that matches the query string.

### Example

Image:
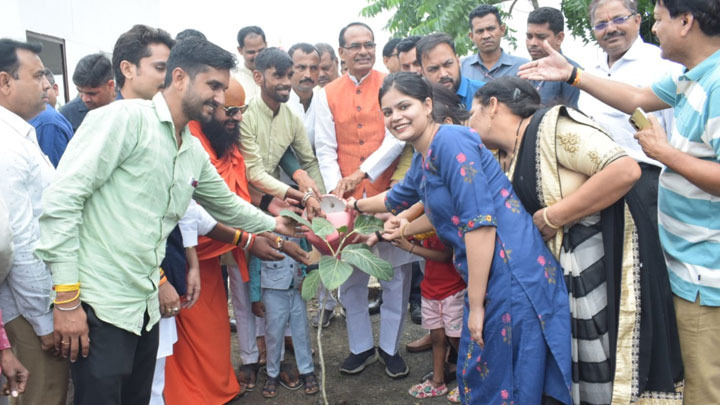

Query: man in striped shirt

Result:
[518,0,720,402]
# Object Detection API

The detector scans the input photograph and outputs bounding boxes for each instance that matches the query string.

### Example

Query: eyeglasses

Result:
[221,104,249,116]
[592,14,636,31]
[342,42,376,51]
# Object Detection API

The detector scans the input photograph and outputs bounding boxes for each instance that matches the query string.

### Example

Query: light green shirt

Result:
[36,93,276,335]
[239,97,326,197]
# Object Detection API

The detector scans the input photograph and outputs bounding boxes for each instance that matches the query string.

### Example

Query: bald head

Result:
[225,78,246,107]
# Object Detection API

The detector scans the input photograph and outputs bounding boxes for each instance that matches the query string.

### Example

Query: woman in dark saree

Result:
[468,77,683,405]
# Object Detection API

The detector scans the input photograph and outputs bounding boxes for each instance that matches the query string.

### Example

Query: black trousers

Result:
[408,262,423,307]
[71,304,159,405]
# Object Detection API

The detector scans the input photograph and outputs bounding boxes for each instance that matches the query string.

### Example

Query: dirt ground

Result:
[228,298,454,405]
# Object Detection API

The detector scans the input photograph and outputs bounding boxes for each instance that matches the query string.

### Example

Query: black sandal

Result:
[301,372,320,395]
[262,376,278,398]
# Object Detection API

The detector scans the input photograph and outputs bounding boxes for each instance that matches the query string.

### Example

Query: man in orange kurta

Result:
[314,22,415,379]
[164,79,253,404]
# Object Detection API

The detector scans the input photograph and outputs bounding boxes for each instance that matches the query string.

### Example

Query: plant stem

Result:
[317,289,330,405]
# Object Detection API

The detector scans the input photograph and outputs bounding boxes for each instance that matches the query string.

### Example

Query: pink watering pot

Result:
[305,195,358,255]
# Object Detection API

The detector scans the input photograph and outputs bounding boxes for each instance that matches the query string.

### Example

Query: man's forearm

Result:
[662,148,720,197]
[576,73,670,114]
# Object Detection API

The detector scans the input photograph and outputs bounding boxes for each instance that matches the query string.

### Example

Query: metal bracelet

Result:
[55,302,82,311]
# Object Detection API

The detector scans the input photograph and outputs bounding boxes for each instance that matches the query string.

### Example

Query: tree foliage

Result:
[361,0,658,57]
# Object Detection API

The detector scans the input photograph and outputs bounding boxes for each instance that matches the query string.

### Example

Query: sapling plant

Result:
[279,209,393,405]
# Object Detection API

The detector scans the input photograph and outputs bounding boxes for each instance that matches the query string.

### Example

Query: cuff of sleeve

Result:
[384,195,410,215]
[49,262,79,285]
[461,214,497,235]
[182,230,199,248]
[26,310,55,337]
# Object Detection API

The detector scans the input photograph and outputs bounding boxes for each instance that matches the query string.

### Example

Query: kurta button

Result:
[356,106,362,111]
[359,140,364,145]
[358,123,363,129]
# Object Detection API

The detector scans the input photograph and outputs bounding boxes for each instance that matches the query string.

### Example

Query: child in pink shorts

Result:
[395,235,466,401]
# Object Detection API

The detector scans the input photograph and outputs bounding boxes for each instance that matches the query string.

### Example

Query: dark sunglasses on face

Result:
[221,104,249,116]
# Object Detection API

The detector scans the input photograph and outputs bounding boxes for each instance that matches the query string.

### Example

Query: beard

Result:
[201,118,238,159]
[182,85,216,124]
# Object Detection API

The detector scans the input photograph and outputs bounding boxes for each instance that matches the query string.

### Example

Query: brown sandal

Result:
[236,363,259,391]
[301,372,320,395]
[278,363,302,390]
[262,376,278,398]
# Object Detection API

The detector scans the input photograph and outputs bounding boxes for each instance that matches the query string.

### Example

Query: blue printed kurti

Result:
[385,125,572,404]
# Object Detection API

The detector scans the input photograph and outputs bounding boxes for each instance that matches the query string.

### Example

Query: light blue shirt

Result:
[460,49,528,82]
[651,49,720,305]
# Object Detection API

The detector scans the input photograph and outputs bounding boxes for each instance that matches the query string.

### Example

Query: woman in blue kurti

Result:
[352,73,572,404]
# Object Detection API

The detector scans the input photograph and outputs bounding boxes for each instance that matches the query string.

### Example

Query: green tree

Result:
[361,0,657,57]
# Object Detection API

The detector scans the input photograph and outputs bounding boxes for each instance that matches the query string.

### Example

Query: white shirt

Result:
[178,200,218,248]
[0,198,13,282]
[233,64,260,102]
[578,37,682,166]
[0,104,55,335]
[314,72,405,191]
[287,89,317,149]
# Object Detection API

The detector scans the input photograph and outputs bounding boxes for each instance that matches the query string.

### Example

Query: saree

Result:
[511,106,683,404]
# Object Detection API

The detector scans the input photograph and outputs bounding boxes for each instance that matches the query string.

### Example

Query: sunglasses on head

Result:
[221,104,249,116]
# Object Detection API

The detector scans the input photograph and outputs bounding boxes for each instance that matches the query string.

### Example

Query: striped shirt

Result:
[651,49,720,305]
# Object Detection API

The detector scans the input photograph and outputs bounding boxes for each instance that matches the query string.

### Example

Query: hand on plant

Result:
[274,216,307,238]
[293,170,323,198]
[391,236,414,252]
[374,212,393,222]
[305,196,326,220]
[250,236,285,261]
[251,301,266,318]
[383,217,409,241]
[332,169,365,198]
[283,240,311,265]
[365,231,379,247]
[269,197,301,216]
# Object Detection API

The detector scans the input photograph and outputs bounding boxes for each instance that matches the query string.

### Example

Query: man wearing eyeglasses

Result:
[315,21,415,380]
[579,0,680,168]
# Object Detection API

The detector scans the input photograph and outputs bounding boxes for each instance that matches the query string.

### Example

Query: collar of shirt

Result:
[250,94,285,119]
[151,92,193,154]
[470,49,515,72]
[348,70,372,85]
[683,48,720,82]
[596,36,648,72]
[0,104,34,138]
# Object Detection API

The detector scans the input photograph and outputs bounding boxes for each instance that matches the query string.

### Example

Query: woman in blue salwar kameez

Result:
[353,73,572,404]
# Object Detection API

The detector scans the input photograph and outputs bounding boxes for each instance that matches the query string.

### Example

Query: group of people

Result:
[0,0,718,404]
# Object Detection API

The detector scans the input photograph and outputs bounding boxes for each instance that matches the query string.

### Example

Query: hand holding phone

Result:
[629,107,651,131]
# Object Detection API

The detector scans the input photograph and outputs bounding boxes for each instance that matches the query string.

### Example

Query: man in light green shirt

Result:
[240,47,325,214]
[35,38,298,405]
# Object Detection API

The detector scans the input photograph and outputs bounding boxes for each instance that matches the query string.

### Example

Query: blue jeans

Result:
[262,288,314,378]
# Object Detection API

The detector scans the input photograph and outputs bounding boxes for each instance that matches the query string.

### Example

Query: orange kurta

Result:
[164,121,249,405]
[324,70,398,198]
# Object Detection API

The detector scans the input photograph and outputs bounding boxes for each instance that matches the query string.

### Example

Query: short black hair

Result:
[338,22,374,48]
[254,47,293,76]
[237,26,266,48]
[288,43,319,59]
[315,43,337,62]
[382,38,402,58]
[474,76,543,118]
[416,33,456,66]
[0,38,42,79]
[656,0,720,37]
[379,72,432,105]
[527,7,565,34]
[431,84,470,124]
[113,25,175,89]
[73,52,113,87]
[396,35,422,54]
[469,4,503,28]
[43,67,55,85]
[176,29,206,41]
[164,38,237,87]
